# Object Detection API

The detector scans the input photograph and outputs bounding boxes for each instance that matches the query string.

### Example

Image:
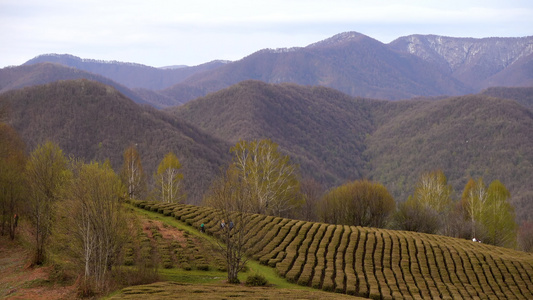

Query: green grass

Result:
[128,204,315,292]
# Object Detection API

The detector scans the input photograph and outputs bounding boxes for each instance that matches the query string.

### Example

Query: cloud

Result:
[1,0,532,67]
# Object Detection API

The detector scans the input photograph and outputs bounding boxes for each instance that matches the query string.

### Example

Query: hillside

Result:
[171,81,533,223]
[23,54,229,90]
[171,80,375,185]
[0,79,231,202]
[0,62,151,106]
[481,86,533,110]
[3,77,533,221]
[132,201,533,299]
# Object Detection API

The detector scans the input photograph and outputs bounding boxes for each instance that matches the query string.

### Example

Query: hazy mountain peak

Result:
[26,53,153,68]
[307,31,373,48]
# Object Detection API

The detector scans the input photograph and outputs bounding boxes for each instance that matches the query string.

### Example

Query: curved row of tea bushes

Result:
[132,200,533,299]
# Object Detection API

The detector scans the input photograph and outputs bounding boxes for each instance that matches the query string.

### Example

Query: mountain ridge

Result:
[23,54,229,91]
[15,31,533,106]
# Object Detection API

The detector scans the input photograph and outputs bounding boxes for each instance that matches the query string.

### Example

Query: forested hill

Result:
[364,94,533,223]
[0,79,230,202]
[0,62,150,106]
[171,81,533,223]
[171,80,375,184]
[481,86,533,110]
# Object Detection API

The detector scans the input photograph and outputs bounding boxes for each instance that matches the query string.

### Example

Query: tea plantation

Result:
[131,200,533,299]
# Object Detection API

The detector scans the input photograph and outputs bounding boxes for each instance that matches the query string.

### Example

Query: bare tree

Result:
[155,152,184,203]
[298,178,323,222]
[205,168,255,283]
[120,145,147,200]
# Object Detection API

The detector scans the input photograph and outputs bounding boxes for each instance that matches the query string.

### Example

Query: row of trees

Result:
[119,145,184,203]
[393,170,517,248]
[0,122,185,293]
[201,138,522,256]
[313,169,518,248]
[1,138,127,292]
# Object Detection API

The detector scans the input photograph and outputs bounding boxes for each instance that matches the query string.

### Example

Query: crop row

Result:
[123,208,225,271]
[133,200,533,299]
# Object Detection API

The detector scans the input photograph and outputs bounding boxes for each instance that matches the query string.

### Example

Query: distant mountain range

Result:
[5,31,532,107]
[1,31,532,222]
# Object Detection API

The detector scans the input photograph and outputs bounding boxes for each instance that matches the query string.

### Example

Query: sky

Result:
[1,0,532,68]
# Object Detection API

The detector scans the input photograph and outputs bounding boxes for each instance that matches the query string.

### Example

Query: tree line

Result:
[198,139,529,252]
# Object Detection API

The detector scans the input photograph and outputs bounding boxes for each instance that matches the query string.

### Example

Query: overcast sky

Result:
[1,0,532,68]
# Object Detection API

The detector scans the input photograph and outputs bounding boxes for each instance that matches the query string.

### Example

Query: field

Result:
[129,200,533,300]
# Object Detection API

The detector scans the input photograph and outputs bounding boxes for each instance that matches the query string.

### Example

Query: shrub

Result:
[163,259,173,269]
[246,273,268,286]
[77,278,96,298]
[124,256,134,266]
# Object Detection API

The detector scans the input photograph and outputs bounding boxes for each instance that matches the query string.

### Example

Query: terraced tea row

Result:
[133,201,533,299]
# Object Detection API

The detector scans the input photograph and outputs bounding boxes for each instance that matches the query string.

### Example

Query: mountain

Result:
[163,32,471,104]
[23,54,229,90]
[389,35,533,90]
[171,81,533,223]
[0,62,150,106]
[0,79,230,203]
[171,80,374,184]
[151,32,533,105]
[17,32,533,107]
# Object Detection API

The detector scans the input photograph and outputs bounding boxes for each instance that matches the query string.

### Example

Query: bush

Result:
[124,256,134,266]
[246,273,268,286]
[163,259,173,269]
[77,278,96,298]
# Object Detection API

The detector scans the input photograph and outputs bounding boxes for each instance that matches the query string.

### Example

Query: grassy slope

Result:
[129,200,533,299]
